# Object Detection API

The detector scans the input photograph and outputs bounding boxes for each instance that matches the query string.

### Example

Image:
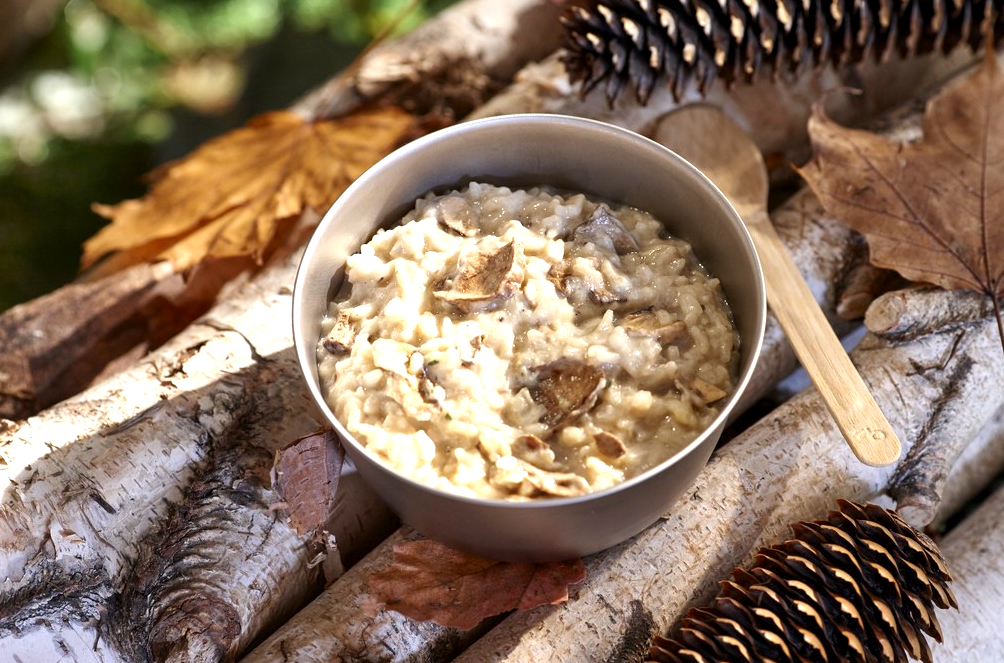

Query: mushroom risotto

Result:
[317,182,738,500]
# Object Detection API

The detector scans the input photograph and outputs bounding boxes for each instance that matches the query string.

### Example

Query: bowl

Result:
[292,114,765,562]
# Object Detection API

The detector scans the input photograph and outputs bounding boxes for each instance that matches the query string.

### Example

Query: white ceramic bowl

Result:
[292,114,765,562]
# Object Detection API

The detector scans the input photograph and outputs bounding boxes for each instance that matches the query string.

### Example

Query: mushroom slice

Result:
[418,366,442,406]
[460,334,485,368]
[689,377,729,405]
[522,463,590,497]
[434,240,526,313]
[588,283,627,306]
[594,431,627,458]
[621,308,688,344]
[546,261,568,295]
[321,310,354,355]
[491,458,590,498]
[434,196,478,237]
[513,434,557,469]
[530,358,605,429]
[417,378,438,404]
[370,340,438,420]
[572,204,640,255]
[549,257,627,305]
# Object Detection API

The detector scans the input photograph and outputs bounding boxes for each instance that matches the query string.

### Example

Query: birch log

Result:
[292,0,569,121]
[0,258,320,663]
[866,287,1002,526]
[865,287,995,343]
[0,248,405,663]
[935,479,1004,661]
[933,403,1004,527]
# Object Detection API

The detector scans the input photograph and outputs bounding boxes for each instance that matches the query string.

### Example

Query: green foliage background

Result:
[0,0,456,310]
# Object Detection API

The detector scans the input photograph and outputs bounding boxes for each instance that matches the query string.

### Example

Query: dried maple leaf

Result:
[367,538,586,630]
[799,49,1004,353]
[85,105,426,278]
[271,428,345,536]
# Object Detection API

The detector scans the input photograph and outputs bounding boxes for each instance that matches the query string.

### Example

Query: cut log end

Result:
[150,596,240,663]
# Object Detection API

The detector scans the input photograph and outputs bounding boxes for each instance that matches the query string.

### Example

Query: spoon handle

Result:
[745,209,902,467]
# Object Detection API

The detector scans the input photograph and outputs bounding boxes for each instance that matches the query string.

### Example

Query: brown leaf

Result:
[85,106,426,278]
[798,50,1004,347]
[367,539,586,630]
[271,428,344,536]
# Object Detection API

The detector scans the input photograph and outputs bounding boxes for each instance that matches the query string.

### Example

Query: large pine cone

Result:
[562,0,1004,104]
[648,500,956,663]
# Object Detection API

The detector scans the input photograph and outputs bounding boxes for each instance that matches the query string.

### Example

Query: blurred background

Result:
[0,0,456,311]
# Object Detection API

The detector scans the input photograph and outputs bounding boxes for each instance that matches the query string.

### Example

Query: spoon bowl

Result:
[656,104,901,467]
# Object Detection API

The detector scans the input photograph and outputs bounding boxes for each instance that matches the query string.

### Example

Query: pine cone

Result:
[647,500,957,663]
[561,0,1004,104]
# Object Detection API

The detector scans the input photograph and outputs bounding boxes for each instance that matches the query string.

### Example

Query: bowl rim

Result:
[292,112,766,510]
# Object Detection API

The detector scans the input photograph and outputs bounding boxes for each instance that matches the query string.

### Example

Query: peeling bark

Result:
[0,263,172,419]
[127,442,310,663]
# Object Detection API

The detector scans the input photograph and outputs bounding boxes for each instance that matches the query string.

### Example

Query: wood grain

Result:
[746,209,901,466]
[655,104,902,467]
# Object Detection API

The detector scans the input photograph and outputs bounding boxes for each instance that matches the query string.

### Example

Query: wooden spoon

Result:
[655,105,901,467]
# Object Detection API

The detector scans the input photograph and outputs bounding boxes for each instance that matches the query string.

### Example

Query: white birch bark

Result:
[933,403,1004,527]
[935,480,1004,661]
[0,258,322,663]
[0,251,402,663]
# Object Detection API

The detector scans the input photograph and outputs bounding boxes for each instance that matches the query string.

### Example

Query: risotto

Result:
[317,182,738,500]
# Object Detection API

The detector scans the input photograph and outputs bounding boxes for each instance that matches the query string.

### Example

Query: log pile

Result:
[2,2,1003,662]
